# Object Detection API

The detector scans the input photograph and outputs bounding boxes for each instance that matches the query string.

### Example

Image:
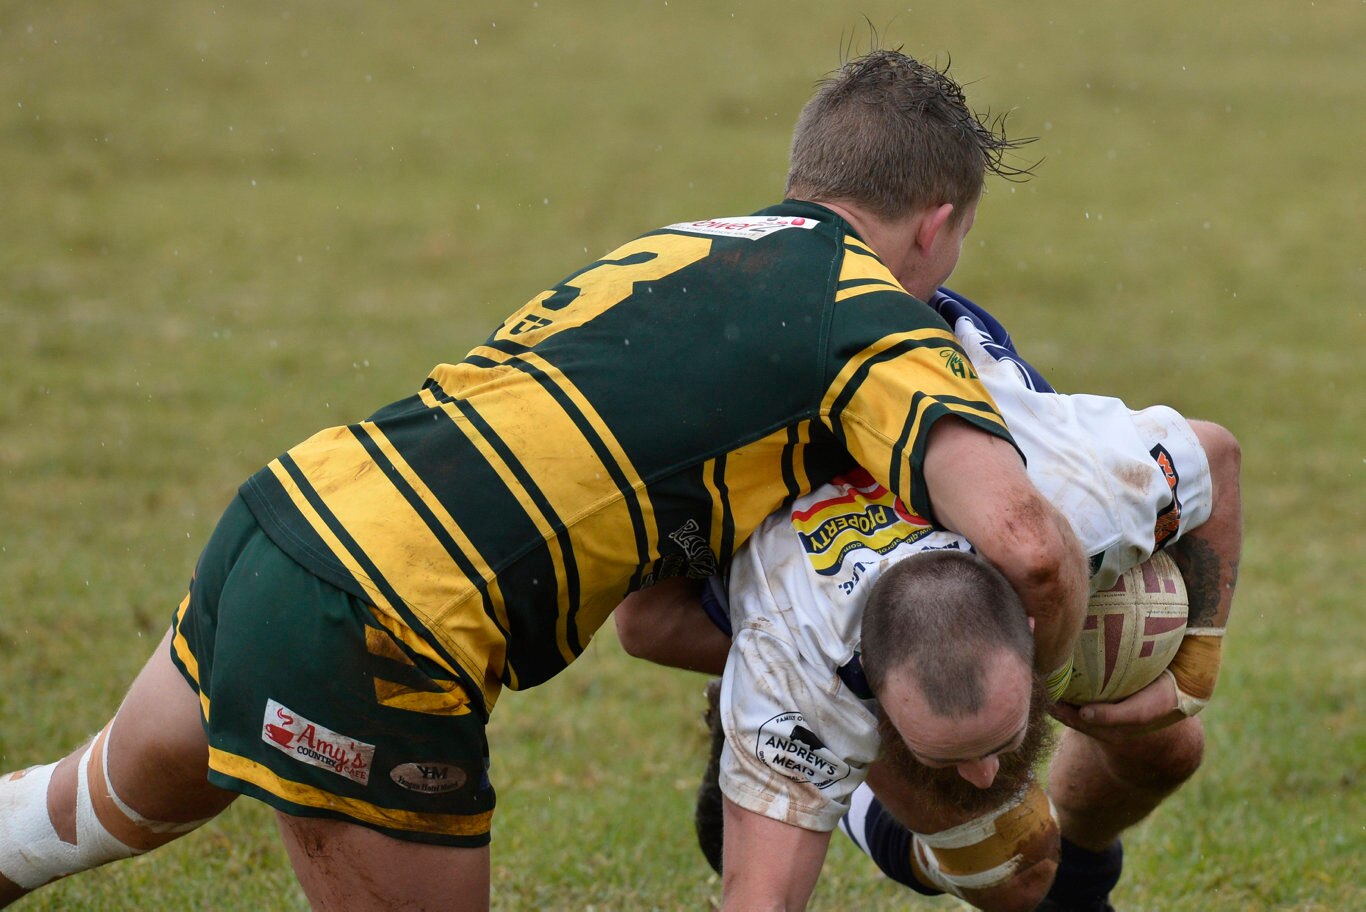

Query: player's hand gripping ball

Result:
[1061,551,1188,704]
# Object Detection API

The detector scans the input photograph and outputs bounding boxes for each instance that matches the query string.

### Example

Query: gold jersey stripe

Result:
[208,747,493,837]
[820,328,1008,508]
[264,457,503,705]
[515,346,659,552]
[439,346,660,659]
[357,420,515,666]
[700,456,727,558]
[836,281,905,303]
[364,626,474,715]
[787,419,814,494]
[819,327,955,411]
[515,347,660,640]
[844,237,878,258]
[365,625,414,665]
[171,592,211,722]
[713,430,807,547]
[373,677,473,717]
[836,362,1001,465]
[416,380,576,668]
[836,238,907,300]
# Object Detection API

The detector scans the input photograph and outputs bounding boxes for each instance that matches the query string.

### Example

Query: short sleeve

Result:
[821,315,1017,522]
[719,623,881,832]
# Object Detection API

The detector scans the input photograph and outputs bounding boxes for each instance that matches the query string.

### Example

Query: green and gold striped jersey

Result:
[239,200,1013,715]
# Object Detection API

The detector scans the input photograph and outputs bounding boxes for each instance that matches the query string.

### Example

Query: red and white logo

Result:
[261,699,375,786]
[664,215,820,241]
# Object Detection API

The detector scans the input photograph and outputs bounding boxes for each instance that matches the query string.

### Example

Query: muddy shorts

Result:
[169,494,495,847]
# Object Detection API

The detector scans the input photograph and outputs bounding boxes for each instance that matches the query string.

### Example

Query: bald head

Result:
[860,549,1047,798]
[860,549,1034,717]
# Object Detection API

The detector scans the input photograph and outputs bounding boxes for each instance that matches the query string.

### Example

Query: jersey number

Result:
[495,234,711,347]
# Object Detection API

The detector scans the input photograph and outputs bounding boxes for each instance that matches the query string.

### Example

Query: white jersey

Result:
[718,322,1213,832]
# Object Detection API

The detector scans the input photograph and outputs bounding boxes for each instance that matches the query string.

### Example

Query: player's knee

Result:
[1148,719,1205,790]
[1188,420,1242,488]
[0,722,216,895]
[1105,718,1205,792]
[909,778,1059,911]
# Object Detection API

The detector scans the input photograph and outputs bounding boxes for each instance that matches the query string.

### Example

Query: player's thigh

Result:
[107,627,236,820]
[276,813,490,912]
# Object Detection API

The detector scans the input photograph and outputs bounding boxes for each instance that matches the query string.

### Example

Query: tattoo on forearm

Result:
[1169,537,1235,629]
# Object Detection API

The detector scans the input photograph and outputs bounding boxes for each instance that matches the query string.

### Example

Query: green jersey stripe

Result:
[826,334,959,429]
[780,424,803,502]
[713,455,736,562]
[347,425,511,646]
[274,452,487,716]
[444,392,586,656]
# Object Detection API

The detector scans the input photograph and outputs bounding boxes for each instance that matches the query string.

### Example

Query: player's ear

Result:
[914,203,956,253]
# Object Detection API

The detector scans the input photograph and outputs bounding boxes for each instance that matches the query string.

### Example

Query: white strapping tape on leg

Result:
[89,725,209,839]
[0,761,83,890]
[0,724,210,890]
[910,779,1058,896]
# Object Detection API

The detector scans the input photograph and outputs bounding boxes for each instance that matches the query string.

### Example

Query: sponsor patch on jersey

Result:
[664,215,821,241]
[389,762,469,795]
[262,699,374,785]
[755,711,850,790]
[1149,444,1183,549]
[791,469,931,576]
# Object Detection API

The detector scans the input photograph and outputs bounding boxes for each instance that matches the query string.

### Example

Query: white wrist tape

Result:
[1166,627,1226,717]
[0,724,209,891]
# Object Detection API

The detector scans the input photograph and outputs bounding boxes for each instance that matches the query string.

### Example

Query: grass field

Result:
[1,1,1362,909]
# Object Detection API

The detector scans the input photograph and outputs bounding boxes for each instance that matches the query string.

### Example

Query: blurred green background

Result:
[1,1,1361,909]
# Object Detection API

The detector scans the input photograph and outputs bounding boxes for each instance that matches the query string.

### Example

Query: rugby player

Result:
[616,313,1242,911]
[0,49,1093,910]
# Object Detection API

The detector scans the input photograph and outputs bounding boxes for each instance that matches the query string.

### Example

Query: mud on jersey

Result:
[238,200,1014,714]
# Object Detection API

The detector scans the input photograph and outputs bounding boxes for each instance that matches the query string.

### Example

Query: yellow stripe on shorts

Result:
[209,747,494,838]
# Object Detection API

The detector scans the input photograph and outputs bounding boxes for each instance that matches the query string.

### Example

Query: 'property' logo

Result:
[791,469,930,576]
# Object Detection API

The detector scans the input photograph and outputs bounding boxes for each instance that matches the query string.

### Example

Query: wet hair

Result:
[860,549,1035,717]
[786,48,1036,222]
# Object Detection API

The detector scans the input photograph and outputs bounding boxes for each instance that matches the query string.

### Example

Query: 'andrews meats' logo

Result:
[791,469,931,576]
[756,711,850,790]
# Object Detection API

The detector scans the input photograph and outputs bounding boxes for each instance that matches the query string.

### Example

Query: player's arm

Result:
[1054,419,1242,740]
[614,577,729,675]
[721,797,831,912]
[827,312,1085,691]
[922,416,1089,688]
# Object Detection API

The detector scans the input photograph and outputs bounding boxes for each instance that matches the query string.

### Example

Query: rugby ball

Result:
[1061,551,1188,704]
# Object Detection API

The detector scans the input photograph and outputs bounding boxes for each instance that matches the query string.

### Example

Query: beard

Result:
[874,673,1055,815]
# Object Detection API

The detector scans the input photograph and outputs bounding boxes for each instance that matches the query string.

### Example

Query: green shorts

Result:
[169,494,495,847]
